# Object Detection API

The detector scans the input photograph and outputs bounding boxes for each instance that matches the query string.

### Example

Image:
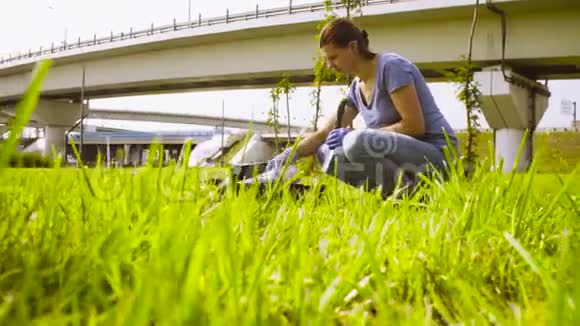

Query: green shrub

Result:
[8,152,53,168]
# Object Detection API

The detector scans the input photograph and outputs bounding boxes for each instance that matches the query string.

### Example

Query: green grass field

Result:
[1,59,579,324]
[0,161,578,325]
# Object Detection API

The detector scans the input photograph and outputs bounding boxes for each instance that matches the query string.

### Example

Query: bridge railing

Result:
[0,0,401,65]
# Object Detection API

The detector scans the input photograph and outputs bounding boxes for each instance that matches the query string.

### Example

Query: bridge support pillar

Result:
[123,144,132,166]
[474,66,550,173]
[44,125,69,158]
[32,100,82,159]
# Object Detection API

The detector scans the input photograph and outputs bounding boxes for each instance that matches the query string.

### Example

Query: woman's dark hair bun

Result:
[361,29,369,47]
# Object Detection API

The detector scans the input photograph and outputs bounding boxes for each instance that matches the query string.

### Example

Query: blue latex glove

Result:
[266,147,298,172]
[325,128,350,150]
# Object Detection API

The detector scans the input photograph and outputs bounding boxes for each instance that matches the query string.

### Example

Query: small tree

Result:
[446,57,482,173]
[267,85,282,152]
[310,50,334,131]
[276,73,296,144]
[323,0,365,19]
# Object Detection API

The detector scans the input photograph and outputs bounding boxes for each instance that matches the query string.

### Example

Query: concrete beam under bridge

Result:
[86,108,309,133]
[1,100,81,127]
[2,105,309,133]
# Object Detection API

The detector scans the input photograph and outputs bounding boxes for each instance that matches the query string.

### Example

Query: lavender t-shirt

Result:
[346,52,458,152]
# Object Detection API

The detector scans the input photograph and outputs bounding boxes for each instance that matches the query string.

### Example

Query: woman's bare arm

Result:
[293,103,358,158]
[379,84,425,136]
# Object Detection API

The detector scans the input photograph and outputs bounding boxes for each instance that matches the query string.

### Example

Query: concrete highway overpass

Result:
[0,0,579,105]
[1,0,578,171]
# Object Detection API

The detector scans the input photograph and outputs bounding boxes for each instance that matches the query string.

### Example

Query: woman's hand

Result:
[325,128,351,150]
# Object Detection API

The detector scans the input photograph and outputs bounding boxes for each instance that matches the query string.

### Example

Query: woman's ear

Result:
[348,40,358,54]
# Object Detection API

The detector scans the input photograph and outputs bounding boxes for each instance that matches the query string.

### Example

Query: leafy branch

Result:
[267,85,282,152]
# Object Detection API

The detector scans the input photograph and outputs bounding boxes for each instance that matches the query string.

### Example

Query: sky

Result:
[1,0,578,131]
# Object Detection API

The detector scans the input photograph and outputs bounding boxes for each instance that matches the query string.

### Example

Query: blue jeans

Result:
[315,129,456,197]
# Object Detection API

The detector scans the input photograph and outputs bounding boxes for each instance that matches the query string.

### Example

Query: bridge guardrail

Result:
[0,0,401,65]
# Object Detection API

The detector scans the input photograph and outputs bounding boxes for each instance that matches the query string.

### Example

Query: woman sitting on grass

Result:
[266,17,459,197]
